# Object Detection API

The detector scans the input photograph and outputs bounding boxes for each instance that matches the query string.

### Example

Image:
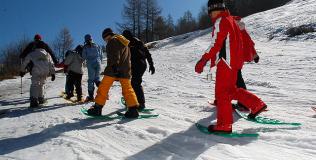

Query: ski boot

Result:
[87,104,103,116]
[84,96,94,102]
[30,97,39,108]
[125,107,139,118]
[137,103,146,112]
[38,97,47,105]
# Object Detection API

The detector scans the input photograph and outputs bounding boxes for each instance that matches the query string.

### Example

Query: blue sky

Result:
[0,0,207,49]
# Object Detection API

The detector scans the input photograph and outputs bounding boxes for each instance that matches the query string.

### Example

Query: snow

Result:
[1,0,316,159]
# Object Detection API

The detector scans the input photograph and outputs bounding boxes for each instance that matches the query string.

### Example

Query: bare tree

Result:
[53,27,73,61]
[0,37,31,80]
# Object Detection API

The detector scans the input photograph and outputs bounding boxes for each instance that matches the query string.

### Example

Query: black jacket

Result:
[129,37,154,72]
[20,41,58,64]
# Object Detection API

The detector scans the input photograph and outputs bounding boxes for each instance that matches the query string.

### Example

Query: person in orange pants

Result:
[195,0,267,133]
[87,28,140,118]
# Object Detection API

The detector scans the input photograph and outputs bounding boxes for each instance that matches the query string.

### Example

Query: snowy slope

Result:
[1,0,316,159]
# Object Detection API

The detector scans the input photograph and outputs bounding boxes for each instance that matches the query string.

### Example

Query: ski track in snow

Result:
[1,0,316,159]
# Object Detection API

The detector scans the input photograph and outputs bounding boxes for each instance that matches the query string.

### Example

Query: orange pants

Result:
[94,76,139,108]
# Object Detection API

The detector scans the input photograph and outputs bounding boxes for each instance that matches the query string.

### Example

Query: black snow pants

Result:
[66,71,83,99]
[131,66,146,105]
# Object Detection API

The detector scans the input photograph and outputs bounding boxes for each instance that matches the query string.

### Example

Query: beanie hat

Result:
[122,30,133,40]
[208,0,226,13]
[34,34,42,41]
[84,34,92,42]
[102,28,114,39]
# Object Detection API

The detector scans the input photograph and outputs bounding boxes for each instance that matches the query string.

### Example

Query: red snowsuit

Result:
[195,11,266,131]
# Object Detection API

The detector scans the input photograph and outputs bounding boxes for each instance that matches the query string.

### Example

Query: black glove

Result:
[20,72,25,77]
[149,65,155,75]
[254,55,260,63]
[51,74,55,81]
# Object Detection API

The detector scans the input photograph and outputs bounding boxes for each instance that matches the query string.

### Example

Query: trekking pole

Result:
[20,59,23,95]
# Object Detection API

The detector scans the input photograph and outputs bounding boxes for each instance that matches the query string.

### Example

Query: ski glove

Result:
[20,72,25,77]
[254,55,260,63]
[149,65,155,75]
[51,74,55,81]
[195,58,208,74]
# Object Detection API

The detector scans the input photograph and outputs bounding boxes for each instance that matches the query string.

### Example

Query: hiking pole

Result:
[20,59,23,95]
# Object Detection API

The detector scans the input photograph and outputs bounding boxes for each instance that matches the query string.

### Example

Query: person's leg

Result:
[211,60,234,131]
[30,75,39,107]
[88,76,115,116]
[94,62,101,87]
[75,74,83,101]
[236,70,247,89]
[38,75,47,104]
[94,76,116,106]
[131,69,145,109]
[66,73,75,98]
[87,63,95,99]
[119,78,139,118]
[236,70,248,110]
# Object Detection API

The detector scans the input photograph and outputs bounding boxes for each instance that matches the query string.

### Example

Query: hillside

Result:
[0,0,316,159]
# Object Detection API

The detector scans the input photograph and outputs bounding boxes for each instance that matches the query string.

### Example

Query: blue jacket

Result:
[82,43,103,64]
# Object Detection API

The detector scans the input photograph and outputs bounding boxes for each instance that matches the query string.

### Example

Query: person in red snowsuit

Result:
[195,0,267,133]
[212,16,261,110]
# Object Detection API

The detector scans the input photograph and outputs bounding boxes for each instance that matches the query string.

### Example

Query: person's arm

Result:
[141,42,155,74]
[44,42,58,64]
[195,18,228,73]
[202,18,228,61]
[106,40,121,74]
[98,45,103,62]
[20,54,32,72]
[20,42,34,59]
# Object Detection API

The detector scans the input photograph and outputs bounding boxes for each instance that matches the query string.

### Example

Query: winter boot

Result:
[248,105,267,120]
[84,96,94,102]
[124,107,139,118]
[38,97,47,105]
[137,103,146,111]
[208,124,232,133]
[87,104,103,116]
[30,97,39,108]
[76,95,82,102]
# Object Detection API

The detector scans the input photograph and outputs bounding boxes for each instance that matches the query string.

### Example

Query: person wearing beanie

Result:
[63,45,84,102]
[212,16,261,111]
[20,34,58,66]
[20,42,55,108]
[82,34,103,102]
[195,0,267,133]
[87,28,140,118]
[122,29,155,111]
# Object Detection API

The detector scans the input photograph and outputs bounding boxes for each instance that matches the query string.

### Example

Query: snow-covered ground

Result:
[0,0,315,159]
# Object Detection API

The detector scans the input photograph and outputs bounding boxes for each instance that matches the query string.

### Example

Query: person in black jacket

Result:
[20,34,58,65]
[122,30,155,111]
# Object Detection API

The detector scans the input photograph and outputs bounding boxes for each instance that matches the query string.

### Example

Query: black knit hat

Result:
[208,0,226,13]
[122,30,133,40]
[102,28,114,39]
